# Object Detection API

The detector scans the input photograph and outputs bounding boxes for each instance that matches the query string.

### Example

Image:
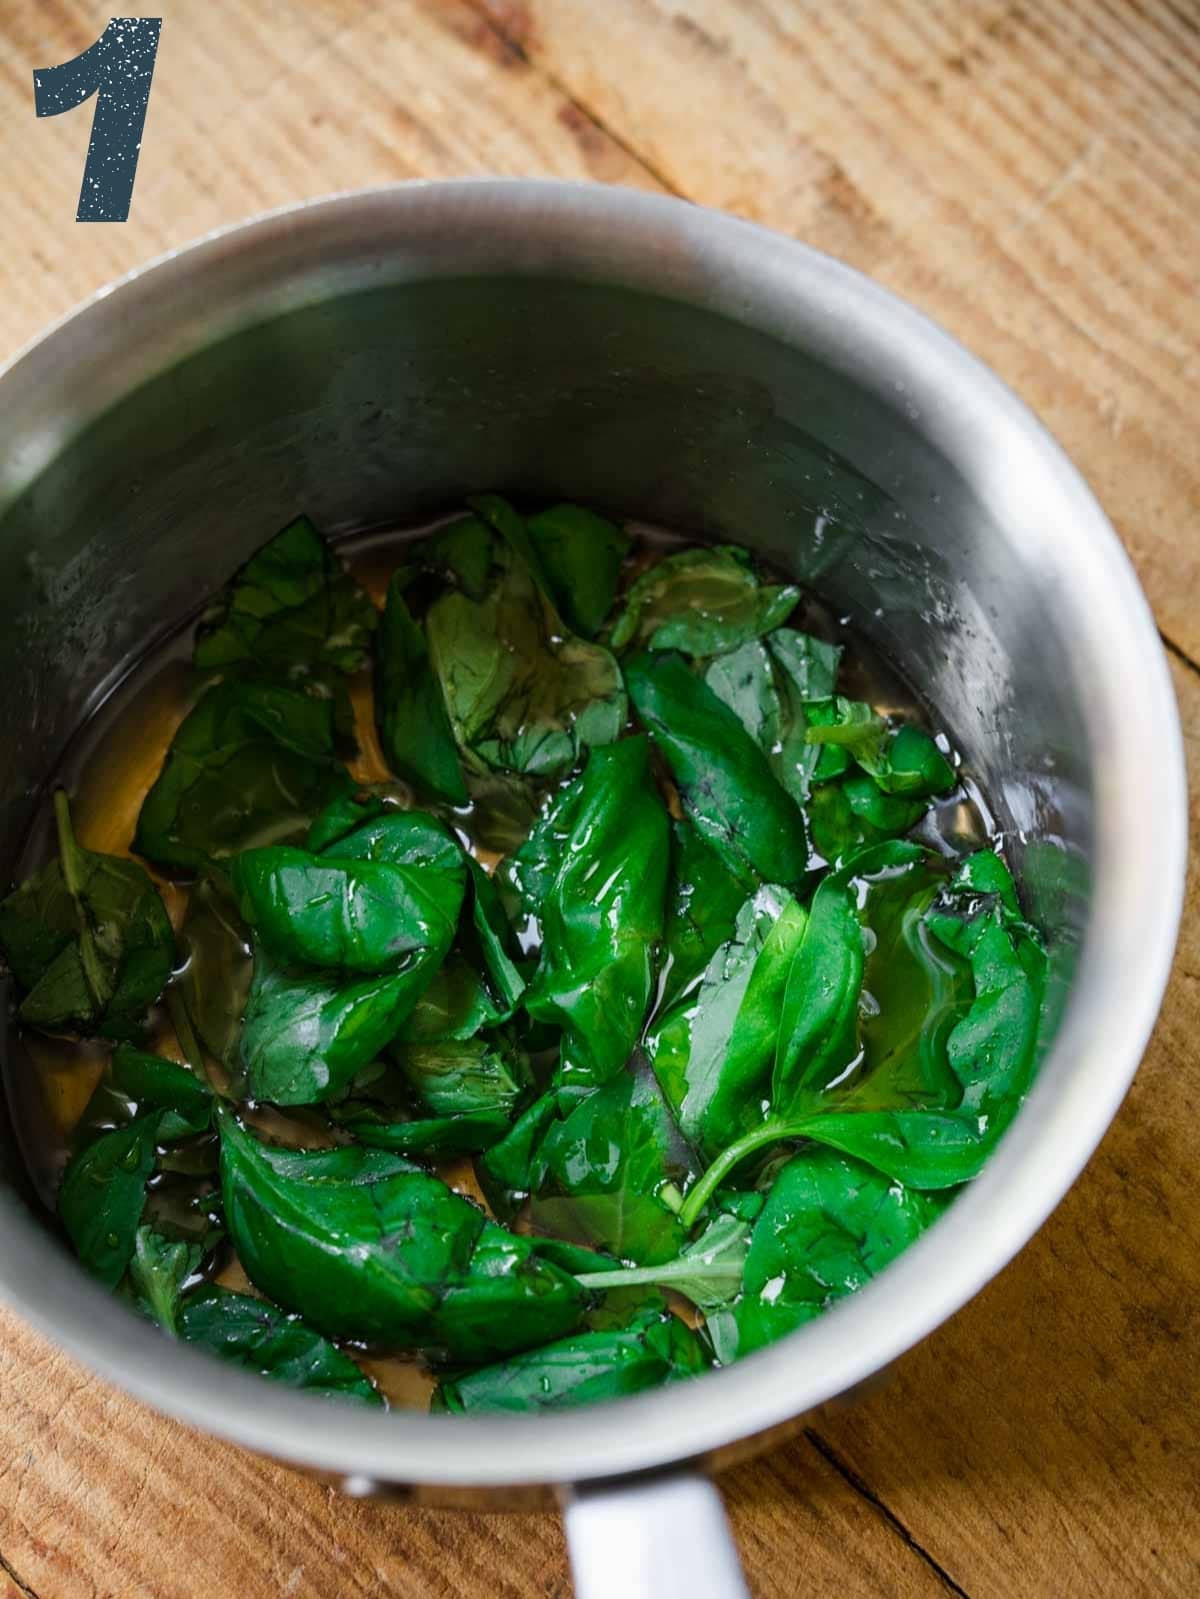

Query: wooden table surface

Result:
[0,2,1197,1595]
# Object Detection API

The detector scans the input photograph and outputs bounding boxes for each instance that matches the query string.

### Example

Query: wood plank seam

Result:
[805,1430,974,1599]
[457,0,685,194]
[1162,635,1200,682]
[0,1550,39,1599]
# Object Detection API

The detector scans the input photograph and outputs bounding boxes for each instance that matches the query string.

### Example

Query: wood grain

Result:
[477,0,1200,666]
[0,0,1197,1595]
[0,1303,954,1599]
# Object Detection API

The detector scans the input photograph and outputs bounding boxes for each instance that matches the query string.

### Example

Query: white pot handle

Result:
[563,1473,750,1599]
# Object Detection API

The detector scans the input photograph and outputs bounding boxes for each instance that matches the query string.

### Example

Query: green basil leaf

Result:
[658,819,752,1012]
[649,885,807,1159]
[465,493,559,595]
[336,1106,514,1158]
[812,864,1040,1171]
[375,575,468,804]
[807,773,929,865]
[219,1111,585,1360]
[773,842,927,1112]
[239,948,442,1105]
[110,1044,212,1138]
[735,1148,945,1356]
[945,849,1022,921]
[474,1088,571,1221]
[336,1034,530,1156]
[456,764,541,856]
[704,629,843,806]
[434,1306,708,1414]
[531,1070,696,1266]
[59,1112,162,1286]
[683,886,1046,1212]
[833,860,973,1115]
[494,775,586,951]
[316,807,462,872]
[134,680,352,872]
[524,503,631,638]
[180,1286,382,1403]
[394,515,496,601]
[525,738,668,1087]
[391,1035,530,1119]
[528,1236,624,1277]
[231,844,464,974]
[193,516,376,677]
[767,627,841,702]
[303,790,391,854]
[129,1225,201,1336]
[463,858,526,1016]
[870,724,956,797]
[806,702,955,798]
[0,793,175,1042]
[427,530,626,779]
[392,954,506,1043]
[624,650,810,886]
[610,545,800,656]
[803,696,887,759]
[177,874,252,1069]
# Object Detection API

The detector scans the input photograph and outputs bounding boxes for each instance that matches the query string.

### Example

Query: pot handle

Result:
[563,1473,749,1599]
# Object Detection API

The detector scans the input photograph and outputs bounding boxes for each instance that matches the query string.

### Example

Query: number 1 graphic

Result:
[33,18,162,222]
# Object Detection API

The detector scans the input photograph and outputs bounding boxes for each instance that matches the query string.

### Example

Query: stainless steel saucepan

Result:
[0,181,1185,1598]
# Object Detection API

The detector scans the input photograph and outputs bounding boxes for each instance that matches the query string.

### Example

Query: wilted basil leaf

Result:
[475,1088,571,1220]
[658,819,752,1012]
[375,575,468,804]
[494,775,586,950]
[177,875,252,1068]
[773,842,932,1112]
[334,1034,531,1157]
[807,701,955,797]
[129,1225,201,1336]
[462,857,526,1017]
[524,503,631,638]
[705,629,843,805]
[649,884,807,1159]
[944,848,1022,920]
[426,523,625,779]
[239,947,441,1106]
[0,792,176,1043]
[807,774,929,865]
[393,1034,530,1119]
[433,1305,708,1413]
[304,790,390,855]
[525,738,668,1088]
[219,1111,586,1359]
[624,651,810,886]
[180,1286,382,1403]
[530,1070,696,1266]
[679,847,1043,1225]
[193,516,377,677]
[316,807,462,873]
[610,545,799,657]
[135,680,352,872]
[735,1148,945,1355]
[392,954,506,1043]
[109,1044,213,1139]
[394,514,496,601]
[231,844,464,975]
[59,1113,162,1286]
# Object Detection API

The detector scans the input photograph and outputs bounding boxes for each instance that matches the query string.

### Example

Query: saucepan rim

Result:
[0,179,1185,1490]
